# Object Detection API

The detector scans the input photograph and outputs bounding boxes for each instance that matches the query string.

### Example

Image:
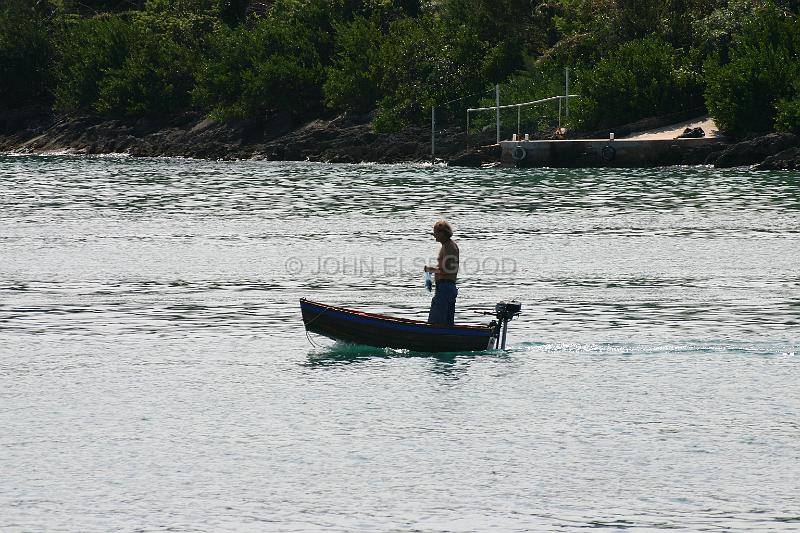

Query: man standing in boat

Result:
[424,220,459,325]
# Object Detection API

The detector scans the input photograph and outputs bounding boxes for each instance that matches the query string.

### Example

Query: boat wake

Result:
[517,340,798,357]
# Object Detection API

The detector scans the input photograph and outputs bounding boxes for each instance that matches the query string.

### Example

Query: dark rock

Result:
[393,142,422,156]
[714,132,800,168]
[704,150,723,165]
[752,147,800,170]
[0,108,436,163]
[169,111,202,127]
[448,145,501,167]
[0,106,51,136]
[679,141,728,165]
[262,109,294,141]
[133,117,160,136]
[0,108,739,167]
[677,127,705,139]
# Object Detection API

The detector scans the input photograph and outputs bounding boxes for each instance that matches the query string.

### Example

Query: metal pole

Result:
[517,105,521,136]
[431,106,435,160]
[495,84,500,144]
[466,111,470,149]
[558,98,562,129]
[565,67,570,118]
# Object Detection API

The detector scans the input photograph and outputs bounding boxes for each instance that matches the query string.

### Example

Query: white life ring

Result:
[511,146,527,161]
[601,145,616,161]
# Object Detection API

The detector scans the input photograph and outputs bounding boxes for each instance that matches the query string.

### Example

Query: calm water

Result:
[1,154,799,532]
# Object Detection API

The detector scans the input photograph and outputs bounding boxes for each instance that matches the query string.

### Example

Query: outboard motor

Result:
[493,301,521,349]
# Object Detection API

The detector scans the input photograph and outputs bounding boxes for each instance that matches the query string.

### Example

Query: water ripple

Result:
[1,155,799,532]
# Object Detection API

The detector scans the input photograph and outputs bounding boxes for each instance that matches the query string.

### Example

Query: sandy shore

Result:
[625,115,721,140]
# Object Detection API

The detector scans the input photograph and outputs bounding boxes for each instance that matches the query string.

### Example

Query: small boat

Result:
[300,298,521,353]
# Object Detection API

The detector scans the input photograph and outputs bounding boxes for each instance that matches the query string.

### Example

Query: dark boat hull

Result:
[300,298,495,352]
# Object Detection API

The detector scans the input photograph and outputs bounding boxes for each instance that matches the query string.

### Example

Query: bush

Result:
[53,15,135,112]
[89,6,215,117]
[323,16,383,113]
[572,36,703,129]
[437,0,551,71]
[691,0,762,62]
[95,28,194,116]
[775,87,800,134]
[373,16,498,131]
[704,5,800,136]
[263,0,338,62]
[132,6,222,46]
[52,12,200,117]
[0,4,54,110]
[193,18,323,119]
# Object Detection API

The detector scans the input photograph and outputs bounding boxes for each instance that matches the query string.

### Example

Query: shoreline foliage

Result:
[0,1,54,111]
[0,0,798,137]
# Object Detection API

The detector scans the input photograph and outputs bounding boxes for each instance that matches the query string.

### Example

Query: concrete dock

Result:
[500,136,722,167]
[500,116,727,167]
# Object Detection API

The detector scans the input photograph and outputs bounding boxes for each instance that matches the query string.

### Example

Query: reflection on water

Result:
[304,340,510,370]
[1,155,799,532]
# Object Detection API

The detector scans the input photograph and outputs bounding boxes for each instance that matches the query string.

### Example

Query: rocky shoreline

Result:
[1,108,798,170]
[0,108,466,164]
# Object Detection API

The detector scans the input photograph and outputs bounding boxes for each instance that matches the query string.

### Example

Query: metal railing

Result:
[467,94,579,144]
[430,70,578,158]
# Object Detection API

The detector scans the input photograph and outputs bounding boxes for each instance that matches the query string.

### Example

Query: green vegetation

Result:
[372,14,509,131]
[776,87,800,134]
[0,2,53,110]
[193,16,324,119]
[1,0,799,137]
[323,16,383,114]
[572,36,704,129]
[704,2,800,136]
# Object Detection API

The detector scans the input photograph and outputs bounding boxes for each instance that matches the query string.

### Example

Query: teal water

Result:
[1,155,799,531]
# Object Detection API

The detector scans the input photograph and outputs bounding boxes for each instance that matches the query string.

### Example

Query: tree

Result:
[704,4,800,135]
[323,16,383,113]
[53,15,134,112]
[0,2,54,110]
[573,36,703,128]
[373,15,494,130]
[193,17,324,119]
[95,27,194,116]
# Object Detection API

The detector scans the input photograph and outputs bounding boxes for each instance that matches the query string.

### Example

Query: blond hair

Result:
[433,219,453,237]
